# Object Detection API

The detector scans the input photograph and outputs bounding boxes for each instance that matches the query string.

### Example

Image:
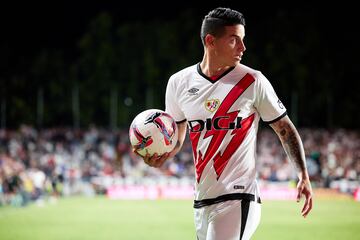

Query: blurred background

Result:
[0,2,359,240]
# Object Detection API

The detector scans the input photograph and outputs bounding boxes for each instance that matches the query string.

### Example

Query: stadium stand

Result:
[0,125,359,206]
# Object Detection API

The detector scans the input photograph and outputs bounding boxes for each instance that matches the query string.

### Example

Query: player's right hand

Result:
[144,152,170,168]
[132,148,169,168]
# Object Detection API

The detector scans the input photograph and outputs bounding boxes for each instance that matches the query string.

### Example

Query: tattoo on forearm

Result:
[280,129,286,136]
[275,121,306,173]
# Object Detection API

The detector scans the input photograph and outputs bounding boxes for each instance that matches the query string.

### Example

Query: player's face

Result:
[213,25,246,67]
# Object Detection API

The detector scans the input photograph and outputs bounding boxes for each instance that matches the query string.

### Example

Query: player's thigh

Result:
[207,200,261,240]
[194,206,209,240]
[241,201,261,240]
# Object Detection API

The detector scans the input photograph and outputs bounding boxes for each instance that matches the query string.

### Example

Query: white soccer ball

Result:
[129,109,178,157]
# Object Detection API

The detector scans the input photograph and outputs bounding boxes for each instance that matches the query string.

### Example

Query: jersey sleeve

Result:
[165,75,186,123]
[254,72,287,123]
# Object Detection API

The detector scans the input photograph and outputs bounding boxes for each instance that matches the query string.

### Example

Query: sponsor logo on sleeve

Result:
[277,99,284,109]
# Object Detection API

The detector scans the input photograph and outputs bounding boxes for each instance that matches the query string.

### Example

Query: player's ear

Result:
[205,34,215,48]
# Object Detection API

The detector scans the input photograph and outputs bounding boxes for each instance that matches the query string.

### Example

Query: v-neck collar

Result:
[197,63,235,84]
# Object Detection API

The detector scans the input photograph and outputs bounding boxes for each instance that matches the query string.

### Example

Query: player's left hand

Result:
[296,177,313,218]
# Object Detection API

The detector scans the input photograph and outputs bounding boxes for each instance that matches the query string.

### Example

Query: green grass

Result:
[0,196,359,240]
[253,199,360,240]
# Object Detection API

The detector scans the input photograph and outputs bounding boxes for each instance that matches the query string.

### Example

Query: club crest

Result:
[205,99,220,112]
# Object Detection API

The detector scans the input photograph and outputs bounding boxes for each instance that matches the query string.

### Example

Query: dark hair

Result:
[200,7,246,46]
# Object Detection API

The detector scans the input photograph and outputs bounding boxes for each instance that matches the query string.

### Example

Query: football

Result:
[129,109,178,157]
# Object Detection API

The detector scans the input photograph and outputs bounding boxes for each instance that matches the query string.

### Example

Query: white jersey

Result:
[165,63,286,204]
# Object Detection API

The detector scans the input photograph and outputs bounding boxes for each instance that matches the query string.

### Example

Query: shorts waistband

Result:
[193,193,261,209]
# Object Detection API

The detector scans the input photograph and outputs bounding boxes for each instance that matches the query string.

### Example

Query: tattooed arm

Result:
[270,115,313,217]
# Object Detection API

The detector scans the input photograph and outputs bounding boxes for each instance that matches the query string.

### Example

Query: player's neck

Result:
[200,54,232,78]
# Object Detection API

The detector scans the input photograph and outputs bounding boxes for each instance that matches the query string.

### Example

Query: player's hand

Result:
[133,148,170,168]
[296,177,313,218]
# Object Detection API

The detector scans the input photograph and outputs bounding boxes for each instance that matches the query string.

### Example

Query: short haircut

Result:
[200,7,246,46]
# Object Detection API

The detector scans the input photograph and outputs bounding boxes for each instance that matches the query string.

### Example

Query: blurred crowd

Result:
[0,124,359,207]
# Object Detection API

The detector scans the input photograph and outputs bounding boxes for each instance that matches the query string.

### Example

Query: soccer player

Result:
[137,7,313,240]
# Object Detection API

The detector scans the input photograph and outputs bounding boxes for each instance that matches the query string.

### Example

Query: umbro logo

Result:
[187,87,199,96]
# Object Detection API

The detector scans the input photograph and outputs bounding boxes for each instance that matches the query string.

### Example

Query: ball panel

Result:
[129,109,178,157]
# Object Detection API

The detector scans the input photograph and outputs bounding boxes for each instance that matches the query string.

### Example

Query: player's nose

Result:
[239,41,246,52]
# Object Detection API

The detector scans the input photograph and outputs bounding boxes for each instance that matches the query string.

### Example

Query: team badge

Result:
[205,99,220,112]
